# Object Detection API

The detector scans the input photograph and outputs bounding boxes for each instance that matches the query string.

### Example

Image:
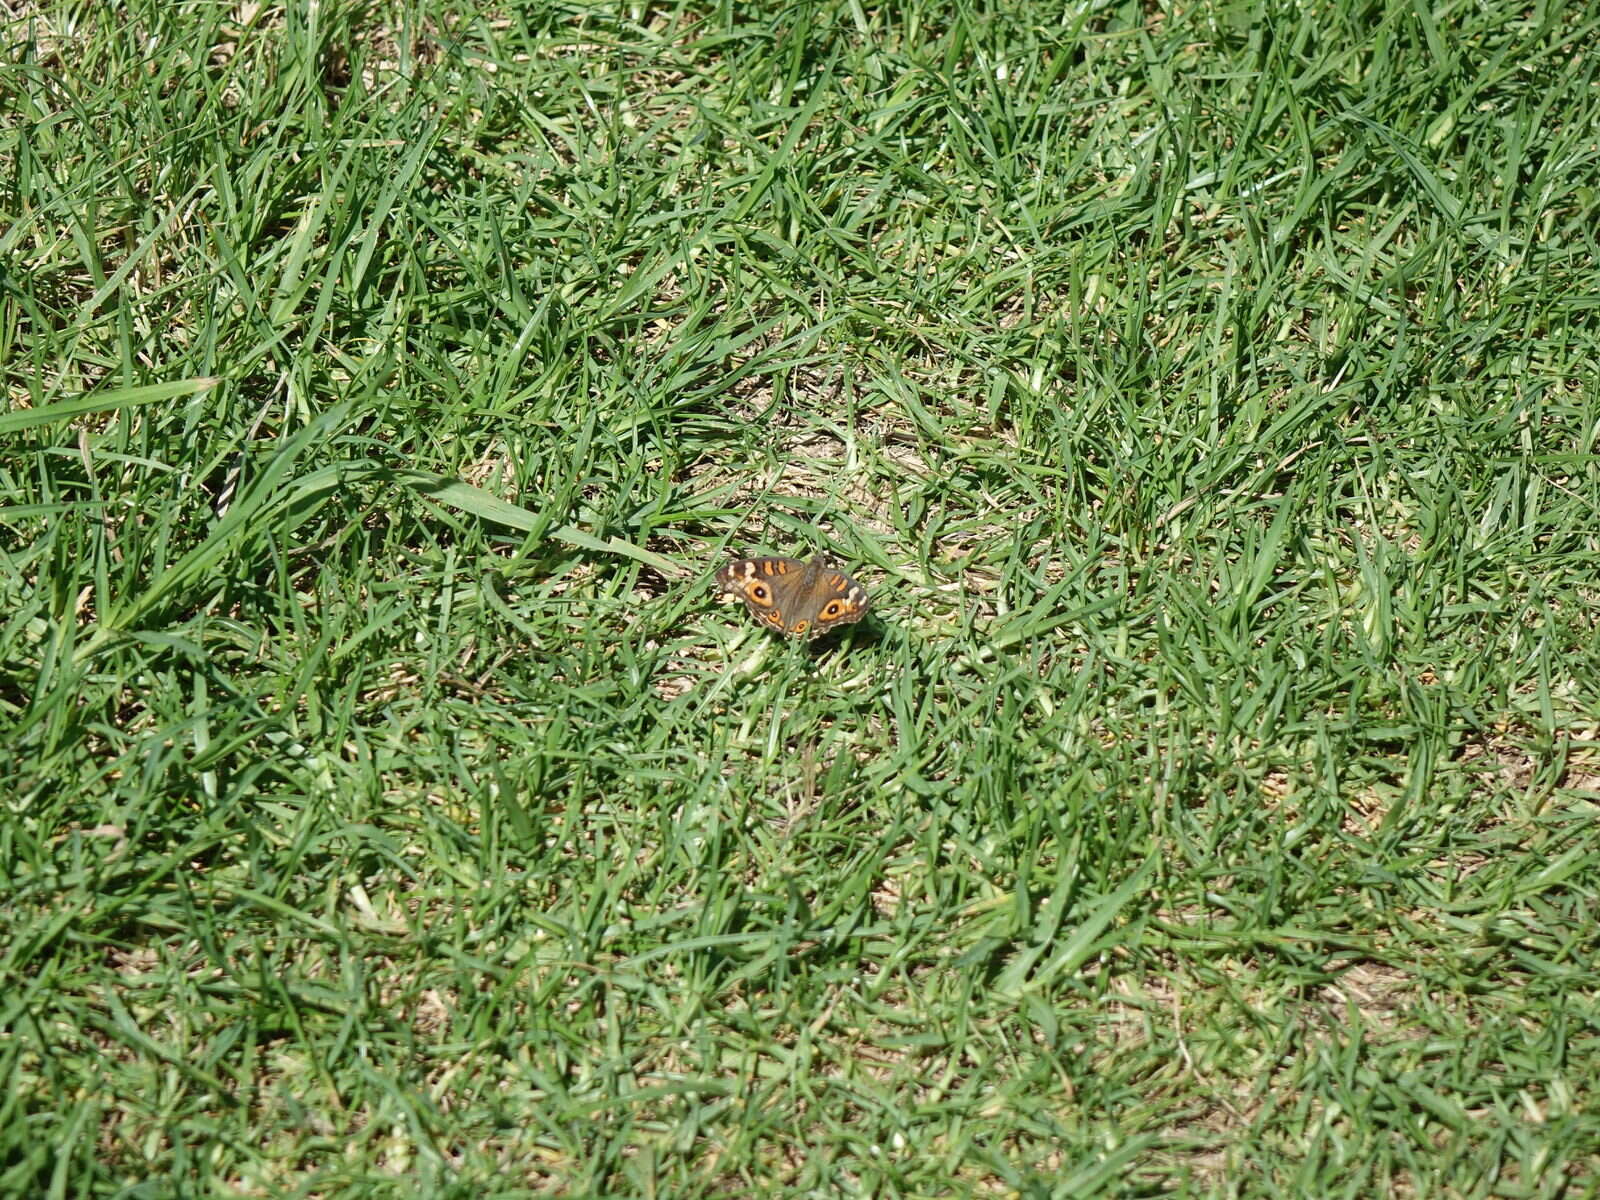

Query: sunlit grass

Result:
[3,0,1599,1194]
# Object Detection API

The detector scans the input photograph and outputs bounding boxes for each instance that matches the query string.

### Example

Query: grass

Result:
[3,0,1600,1194]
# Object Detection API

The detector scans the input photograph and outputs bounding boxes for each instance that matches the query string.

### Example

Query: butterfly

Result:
[715,555,870,638]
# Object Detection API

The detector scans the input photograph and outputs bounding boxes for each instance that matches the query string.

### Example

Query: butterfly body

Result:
[716,556,870,638]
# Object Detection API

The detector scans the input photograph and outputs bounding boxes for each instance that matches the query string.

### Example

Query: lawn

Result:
[4,0,1600,1195]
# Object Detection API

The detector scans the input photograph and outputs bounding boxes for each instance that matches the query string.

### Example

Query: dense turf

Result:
[4,0,1599,1194]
